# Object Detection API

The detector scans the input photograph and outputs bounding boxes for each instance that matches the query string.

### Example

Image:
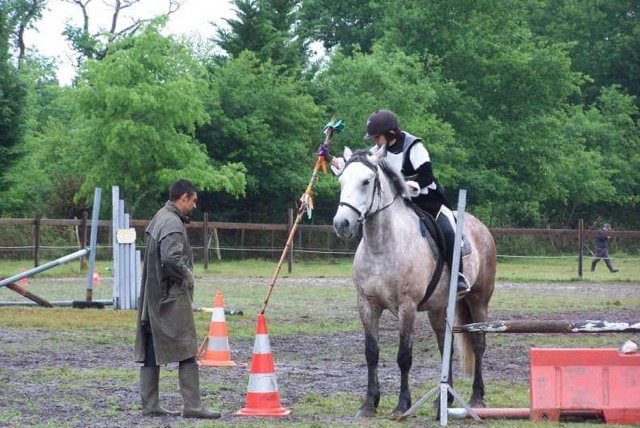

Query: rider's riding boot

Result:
[457,271,471,297]
[140,366,179,416]
[437,213,470,297]
[178,360,221,419]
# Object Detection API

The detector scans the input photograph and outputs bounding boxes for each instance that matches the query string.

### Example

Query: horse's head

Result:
[333,145,407,238]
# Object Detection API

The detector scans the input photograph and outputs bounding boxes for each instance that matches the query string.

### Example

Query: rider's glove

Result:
[406,180,421,197]
[317,143,333,162]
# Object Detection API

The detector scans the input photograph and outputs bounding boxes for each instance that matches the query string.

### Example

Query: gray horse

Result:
[332,147,496,419]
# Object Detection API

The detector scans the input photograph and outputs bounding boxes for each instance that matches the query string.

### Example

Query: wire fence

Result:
[1,218,639,266]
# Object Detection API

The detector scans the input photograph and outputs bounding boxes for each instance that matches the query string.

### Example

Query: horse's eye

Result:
[363,179,371,186]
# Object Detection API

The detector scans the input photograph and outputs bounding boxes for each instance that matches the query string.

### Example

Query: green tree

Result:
[0,5,27,212]
[196,51,322,222]
[3,24,246,217]
[215,0,308,72]
[526,0,640,105]
[3,0,47,68]
[297,0,383,56]
[379,0,586,226]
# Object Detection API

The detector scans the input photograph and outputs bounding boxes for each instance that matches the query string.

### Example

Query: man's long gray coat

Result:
[134,202,197,365]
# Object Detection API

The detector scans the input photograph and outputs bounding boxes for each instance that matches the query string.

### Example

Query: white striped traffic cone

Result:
[236,314,290,417]
[198,292,237,367]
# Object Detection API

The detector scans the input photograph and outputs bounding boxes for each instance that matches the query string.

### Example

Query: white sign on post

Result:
[116,228,136,244]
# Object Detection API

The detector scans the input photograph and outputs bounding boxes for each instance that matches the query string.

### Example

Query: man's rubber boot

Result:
[457,272,471,297]
[140,366,179,416]
[178,360,221,419]
[605,259,619,273]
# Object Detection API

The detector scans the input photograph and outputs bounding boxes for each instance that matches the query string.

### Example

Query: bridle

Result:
[338,155,401,224]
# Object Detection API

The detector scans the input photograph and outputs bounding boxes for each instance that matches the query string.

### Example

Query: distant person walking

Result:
[590,223,619,273]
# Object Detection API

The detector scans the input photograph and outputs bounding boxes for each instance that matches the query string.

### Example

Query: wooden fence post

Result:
[203,212,209,270]
[240,229,245,260]
[33,214,41,268]
[578,219,584,278]
[287,208,293,273]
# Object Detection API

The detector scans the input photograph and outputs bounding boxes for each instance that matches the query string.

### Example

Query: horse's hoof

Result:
[355,408,376,418]
[390,409,408,420]
[469,399,486,408]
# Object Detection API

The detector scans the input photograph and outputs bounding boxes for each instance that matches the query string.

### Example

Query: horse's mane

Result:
[379,161,410,200]
[345,149,410,200]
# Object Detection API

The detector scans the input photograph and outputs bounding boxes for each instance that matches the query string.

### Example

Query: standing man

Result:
[320,109,470,296]
[591,223,619,273]
[134,179,221,419]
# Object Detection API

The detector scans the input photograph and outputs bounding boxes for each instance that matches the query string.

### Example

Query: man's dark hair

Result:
[168,180,197,201]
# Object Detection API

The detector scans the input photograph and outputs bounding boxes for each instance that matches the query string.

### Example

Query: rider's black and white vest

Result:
[383,131,451,217]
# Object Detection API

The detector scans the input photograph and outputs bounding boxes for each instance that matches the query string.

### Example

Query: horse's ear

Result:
[371,144,386,164]
[343,146,353,161]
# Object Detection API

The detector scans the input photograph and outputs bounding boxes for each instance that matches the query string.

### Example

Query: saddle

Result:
[409,203,471,306]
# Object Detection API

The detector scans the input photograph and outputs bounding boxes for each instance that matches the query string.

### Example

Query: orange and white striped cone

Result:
[197,292,237,367]
[18,268,28,287]
[92,268,101,285]
[236,314,290,417]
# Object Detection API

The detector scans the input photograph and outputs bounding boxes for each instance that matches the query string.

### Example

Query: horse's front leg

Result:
[391,303,417,420]
[356,294,382,418]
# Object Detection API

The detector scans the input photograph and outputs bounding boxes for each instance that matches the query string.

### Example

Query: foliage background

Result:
[0,0,638,230]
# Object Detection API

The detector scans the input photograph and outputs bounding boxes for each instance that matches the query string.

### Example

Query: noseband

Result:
[338,155,400,224]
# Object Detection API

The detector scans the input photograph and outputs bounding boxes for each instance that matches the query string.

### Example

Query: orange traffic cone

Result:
[92,268,101,285]
[18,268,28,286]
[198,292,238,367]
[236,314,290,417]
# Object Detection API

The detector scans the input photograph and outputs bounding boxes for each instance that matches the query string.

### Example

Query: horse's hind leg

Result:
[468,331,487,407]
[464,298,490,408]
[356,295,382,418]
[390,303,417,420]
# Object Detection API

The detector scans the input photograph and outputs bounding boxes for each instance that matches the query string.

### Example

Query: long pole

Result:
[0,278,53,307]
[0,248,90,289]
[259,121,339,314]
[84,188,102,302]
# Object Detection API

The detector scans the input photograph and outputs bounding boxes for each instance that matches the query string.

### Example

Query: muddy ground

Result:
[1,280,639,427]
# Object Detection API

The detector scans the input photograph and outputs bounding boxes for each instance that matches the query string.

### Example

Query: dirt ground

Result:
[1,280,639,427]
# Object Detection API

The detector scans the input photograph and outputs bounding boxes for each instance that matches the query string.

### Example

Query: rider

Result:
[321,109,470,297]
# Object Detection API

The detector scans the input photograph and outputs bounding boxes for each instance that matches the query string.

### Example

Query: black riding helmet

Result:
[364,109,400,140]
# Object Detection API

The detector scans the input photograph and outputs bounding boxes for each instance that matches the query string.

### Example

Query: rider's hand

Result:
[317,143,333,162]
[406,180,421,197]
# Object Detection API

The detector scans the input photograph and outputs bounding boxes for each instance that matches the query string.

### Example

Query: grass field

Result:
[0,258,639,427]
[1,253,638,282]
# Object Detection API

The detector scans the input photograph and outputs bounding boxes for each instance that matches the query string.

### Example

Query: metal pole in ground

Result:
[84,188,102,302]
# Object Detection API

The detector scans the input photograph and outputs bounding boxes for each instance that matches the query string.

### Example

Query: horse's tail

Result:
[455,302,475,378]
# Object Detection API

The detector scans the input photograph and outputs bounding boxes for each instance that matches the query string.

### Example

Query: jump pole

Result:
[454,319,640,334]
[0,279,53,307]
[0,248,90,289]
[0,188,103,309]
